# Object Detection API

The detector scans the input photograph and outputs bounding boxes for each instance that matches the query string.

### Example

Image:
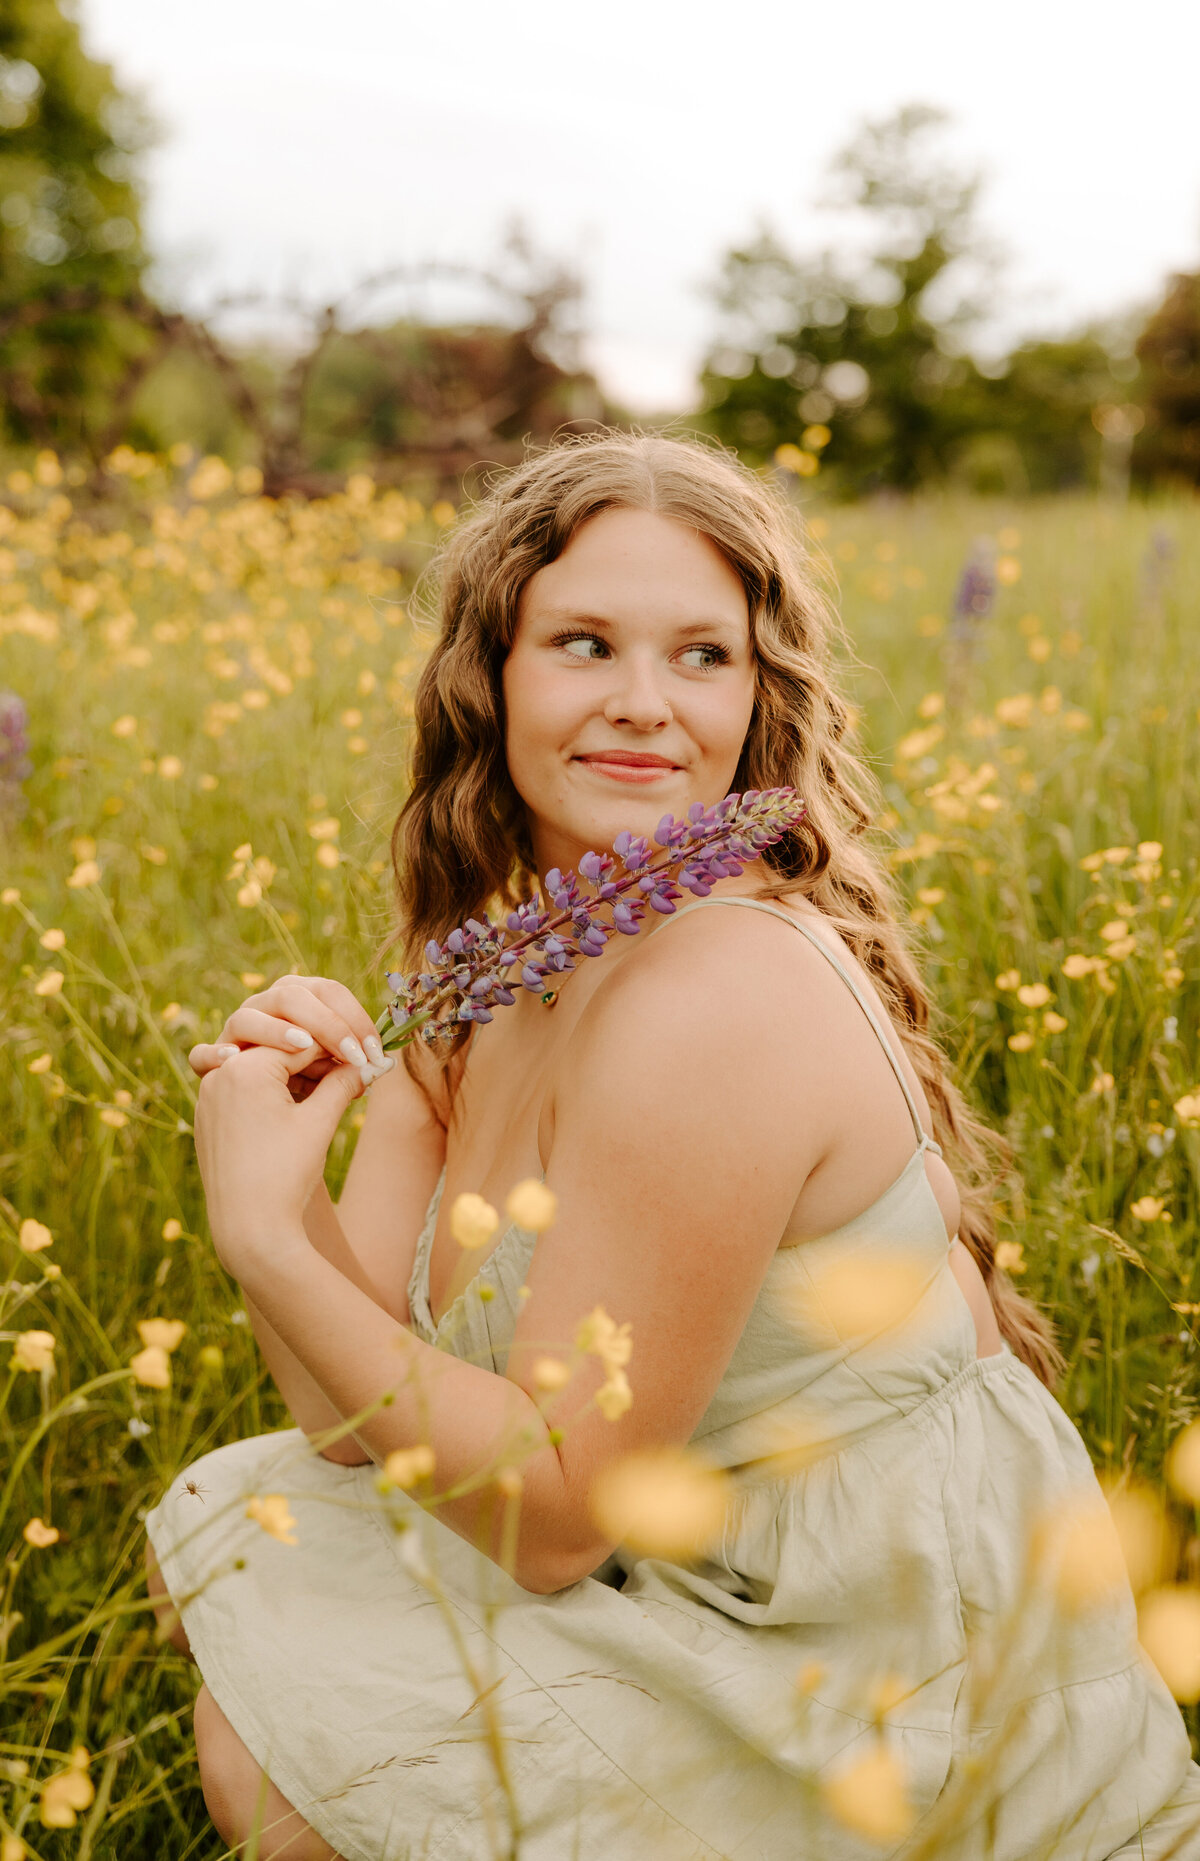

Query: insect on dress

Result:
[146,896,1200,1860]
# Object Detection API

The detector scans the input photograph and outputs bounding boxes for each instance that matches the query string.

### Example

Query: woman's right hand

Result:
[188,975,397,1102]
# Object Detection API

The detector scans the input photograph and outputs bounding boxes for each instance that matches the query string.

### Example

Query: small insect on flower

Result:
[181,1479,209,1504]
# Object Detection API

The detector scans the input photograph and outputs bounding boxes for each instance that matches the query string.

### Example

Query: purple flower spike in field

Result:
[0,691,32,828]
[377,787,807,1052]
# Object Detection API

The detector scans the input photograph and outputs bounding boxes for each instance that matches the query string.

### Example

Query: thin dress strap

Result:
[665,897,942,1157]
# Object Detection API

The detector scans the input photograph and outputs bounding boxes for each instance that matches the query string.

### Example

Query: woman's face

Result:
[502,506,756,887]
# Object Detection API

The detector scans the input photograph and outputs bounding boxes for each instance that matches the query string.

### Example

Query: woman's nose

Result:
[602,659,673,729]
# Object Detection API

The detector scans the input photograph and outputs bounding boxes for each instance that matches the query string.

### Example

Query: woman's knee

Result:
[144,1535,194,1661]
[194,1684,343,1860]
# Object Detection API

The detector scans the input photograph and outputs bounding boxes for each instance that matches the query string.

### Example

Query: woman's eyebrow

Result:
[537,609,743,637]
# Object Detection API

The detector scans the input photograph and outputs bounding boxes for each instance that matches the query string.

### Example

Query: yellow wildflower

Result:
[1164,967,1184,988]
[198,1345,223,1371]
[1137,841,1163,861]
[1007,1031,1035,1052]
[162,1218,183,1241]
[24,1517,60,1547]
[67,860,101,887]
[19,1218,53,1252]
[98,1107,128,1129]
[12,1330,56,1373]
[822,1740,916,1843]
[1138,1587,1200,1702]
[994,693,1034,728]
[2,886,21,904]
[1131,1197,1165,1223]
[1166,1422,1200,1506]
[505,1178,558,1232]
[794,1659,826,1696]
[111,713,138,737]
[996,1241,1026,1275]
[495,1466,523,1498]
[130,1345,171,1388]
[588,1446,731,1558]
[995,969,1021,991]
[315,843,340,869]
[34,969,64,995]
[1017,983,1051,1008]
[1174,1094,1200,1128]
[1043,1011,1068,1033]
[449,1191,500,1251]
[245,1494,298,1544]
[39,927,65,950]
[382,1445,436,1489]
[27,1053,53,1073]
[575,1305,633,1374]
[39,1749,95,1828]
[532,1356,572,1392]
[595,1370,634,1421]
[1062,954,1099,979]
[137,1318,187,1352]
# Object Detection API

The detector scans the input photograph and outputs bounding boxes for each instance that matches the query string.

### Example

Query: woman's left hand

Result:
[193,1040,370,1272]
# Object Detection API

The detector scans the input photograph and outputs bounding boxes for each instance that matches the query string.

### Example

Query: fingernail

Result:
[339,1036,368,1068]
[284,1026,316,1048]
[363,1034,385,1066]
[216,1044,239,1060]
[358,1063,377,1089]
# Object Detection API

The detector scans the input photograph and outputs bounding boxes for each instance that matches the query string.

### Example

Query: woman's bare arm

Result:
[238,1051,446,1463]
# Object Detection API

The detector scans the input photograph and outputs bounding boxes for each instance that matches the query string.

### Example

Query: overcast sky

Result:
[80,0,1200,411]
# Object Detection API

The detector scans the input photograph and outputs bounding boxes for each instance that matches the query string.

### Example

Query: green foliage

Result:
[1134,271,1200,487]
[0,0,156,449]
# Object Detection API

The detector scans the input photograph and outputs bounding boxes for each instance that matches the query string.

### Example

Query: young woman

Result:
[146,432,1200,1860]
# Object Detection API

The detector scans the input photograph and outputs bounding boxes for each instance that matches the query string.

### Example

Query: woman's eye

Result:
[550,631,730,671]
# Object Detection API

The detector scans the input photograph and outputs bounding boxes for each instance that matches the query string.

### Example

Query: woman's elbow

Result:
[517,1533,616,1596]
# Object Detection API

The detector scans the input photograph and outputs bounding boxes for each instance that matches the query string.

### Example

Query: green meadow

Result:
[2,451,1199,1854]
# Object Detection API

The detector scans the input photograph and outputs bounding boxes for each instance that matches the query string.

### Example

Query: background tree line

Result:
[1,0,1197,499]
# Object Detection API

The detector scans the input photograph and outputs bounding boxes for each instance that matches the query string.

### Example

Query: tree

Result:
[0,0,156,449]
[697,104,1003,496]
[1132,271,1200,487]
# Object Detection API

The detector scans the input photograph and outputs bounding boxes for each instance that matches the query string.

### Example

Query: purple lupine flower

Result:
[0,692,32,826]
[379,787,807,1051]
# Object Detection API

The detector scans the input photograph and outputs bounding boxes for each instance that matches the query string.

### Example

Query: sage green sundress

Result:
[146,897,1200,1859]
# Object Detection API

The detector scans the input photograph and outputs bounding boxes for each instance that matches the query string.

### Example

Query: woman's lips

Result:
[575,757,680,785]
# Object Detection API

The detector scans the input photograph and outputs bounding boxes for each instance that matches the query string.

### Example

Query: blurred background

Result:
[2,0,1198,501]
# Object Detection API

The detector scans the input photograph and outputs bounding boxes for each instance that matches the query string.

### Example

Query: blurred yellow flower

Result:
[822,1739,916,1843]
[315,843,340,869]
[1017,983,1051,1008]
[431,499,458,526]
[137,1318,187,1352]
[1166,1422,1200,1506]
[19,1218,53,1252]
[67,860,101,888]
[1131,1197,1165,1222]
[1164,966,1184,988]
[198,1345,224,1371]
[130,1345,170,1388]
[1091,1073,1115,1094]
[800,1252,927,1337]
[1137,840,1163,861]
[98,1107,128,1129]
[39,1751,95,1828]
[588,1446,731,1558]
[575,1305,633,1373]
[995,555,1021,586]
[1100,1476,1177,1594]
[1,886,20,904]
[866,1670,910,1720]
[1032,1491,1129,1613]
[995,969,1021,991]
[12,1330,56,1373]
[162,1218,183,1241]
[995,694,1034,727]
[505,1179,558,1232]
[23,1517,60,1547]
[1138,1586,1200,1702]
[34,969,64,995]
[157,756,183,780]
[1173,1094,1200,1128]
[532,1356,572,1392]
[917,691,944,719]
[916,887,944,906]
[449,1191,500,1250]
[1043,1011,1068,1033]
[1062,954,1099,979]
[595,1370,634,1421]
[246,1493,298,1544]
[995,1241,1026,1275]
[111,713,138,737]
[307,816,340,840]
[1007,1031,1035,1052]
[382,1445,435,1489]
[794,1659,826,1696]
[38,927,65,950]
[28,1051,53,1074]
[1,1830,25,1860]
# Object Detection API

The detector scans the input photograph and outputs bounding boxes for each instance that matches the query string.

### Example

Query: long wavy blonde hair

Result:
[379,426,1065,1391]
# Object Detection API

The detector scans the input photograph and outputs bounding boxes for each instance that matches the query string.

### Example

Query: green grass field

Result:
[2,449,1199,1855]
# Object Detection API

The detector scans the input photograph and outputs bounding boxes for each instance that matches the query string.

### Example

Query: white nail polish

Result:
[340,1036,368,1067]
[216,1044,239,1060]
[284,1027,315,1048]
[363,1034,385,1066]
